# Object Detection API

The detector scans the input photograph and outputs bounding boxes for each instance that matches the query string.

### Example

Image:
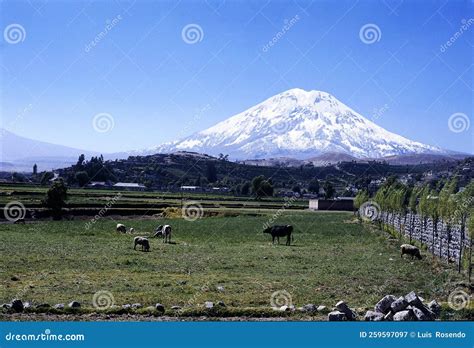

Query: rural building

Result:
[113,182,145,191]
[309,197,354,211]
[180,185,202,191]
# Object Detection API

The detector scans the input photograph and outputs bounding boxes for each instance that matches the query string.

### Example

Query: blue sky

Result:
[1,0,472,154]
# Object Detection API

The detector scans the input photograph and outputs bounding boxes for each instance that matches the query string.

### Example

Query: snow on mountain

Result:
[149,88,444,160]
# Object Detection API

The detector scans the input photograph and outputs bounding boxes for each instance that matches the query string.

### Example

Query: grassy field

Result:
[1,210,469,320]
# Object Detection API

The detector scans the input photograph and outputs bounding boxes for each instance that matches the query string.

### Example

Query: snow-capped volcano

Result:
[151,88,444,159]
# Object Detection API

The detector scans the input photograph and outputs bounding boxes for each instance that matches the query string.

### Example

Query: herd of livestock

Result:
[115,222,423,260]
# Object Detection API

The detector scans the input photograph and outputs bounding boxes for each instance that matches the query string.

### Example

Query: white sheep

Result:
[134,236,150,252]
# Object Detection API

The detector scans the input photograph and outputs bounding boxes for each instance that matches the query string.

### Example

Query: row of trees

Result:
[355,176,473,275]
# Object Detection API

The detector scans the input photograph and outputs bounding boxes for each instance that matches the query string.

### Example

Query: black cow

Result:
[263,225,294,245]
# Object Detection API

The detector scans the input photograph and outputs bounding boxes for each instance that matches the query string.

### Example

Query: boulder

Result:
[217,286,225,292]
[171,306,181,310]
[384,312,394,321]
[404,291,423,308]
[328,310,347,321]
[11,299,24,312]
[2,303,12,309]
[390,296,408,313]
[131,303,142,309]
[35,303,51,309]
[393,310,414,321]
[374,295,397,314]
[217,301,226,307]
[301,304,317,313]
[54,303,65,310]
[68,301,81,309]
[155,303,165,313]
[122,304,131,310]
[317,305,327,312]
[364,310,384,321]
[335,301,357,321]
[279,305,295,312]
[204,301,214,309]
[412,307,432,321]
[427,300,441,318]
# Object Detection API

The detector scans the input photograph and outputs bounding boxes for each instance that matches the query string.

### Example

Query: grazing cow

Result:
[401,244,422,260]
[153,225,172,243]
[263,225,294,246]
[134,236,150,252]
[116,223,127,233]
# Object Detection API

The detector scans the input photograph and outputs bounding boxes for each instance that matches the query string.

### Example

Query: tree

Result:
[76,154,85,170]
[75,171,90,187]
[241,181,251,196]
[308,179,320,194]
[43,180,68,220]
[40,172,54,185]
[292,185,301,194]
[33,164,37,175]
[323,181,335,199]
[206,162,217,183]
[251,175,273,200]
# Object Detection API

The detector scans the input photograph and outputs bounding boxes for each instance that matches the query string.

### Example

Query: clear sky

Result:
[1,0,472,154]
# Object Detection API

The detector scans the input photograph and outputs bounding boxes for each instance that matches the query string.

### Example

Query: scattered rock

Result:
[171,305,181,310]
[364,310,384,321]
[428,300,441,318]
[384,311,394,321]
[317,305,327,312]
[279,305,295,312]
[328,311,347,321]
[35,303,50,309]
[155,303,165,313]
[217,301,226,307]
[374,295,397,314]
[301,304,317,313]
[404,291,423,308]
[390,296,408,313]
[217,286,225,292]
[178,281,187,285]
[54,304,65,310]
[122,304,131,310]
[393,310,414,321]
[2,303,12,309]
[131,303,142,309]
[336,301,357,321]
[68,301,81,309]
[11,299,24,312]
[11,276,20,281]
[23,302,31,309]
[412,307,432,321]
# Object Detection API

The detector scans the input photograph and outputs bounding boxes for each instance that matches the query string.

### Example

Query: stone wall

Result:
[378,212,471,265]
